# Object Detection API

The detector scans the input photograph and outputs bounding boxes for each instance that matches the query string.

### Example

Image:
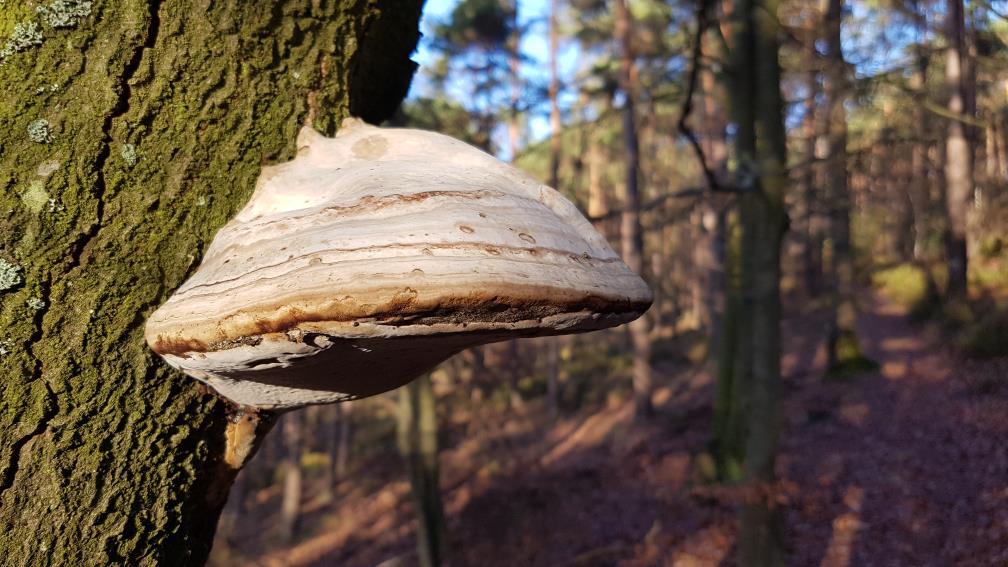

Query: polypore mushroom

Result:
[145,119,652,410]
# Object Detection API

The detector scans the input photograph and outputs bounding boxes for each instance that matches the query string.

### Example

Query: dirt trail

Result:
[211,292,1008,567]
[781,292,1008,567]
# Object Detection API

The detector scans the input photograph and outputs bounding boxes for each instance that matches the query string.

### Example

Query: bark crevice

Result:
[65,0,162,276]
[0,381,56,498]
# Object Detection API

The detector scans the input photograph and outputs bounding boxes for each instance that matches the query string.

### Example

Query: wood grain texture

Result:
[146,121,652,409]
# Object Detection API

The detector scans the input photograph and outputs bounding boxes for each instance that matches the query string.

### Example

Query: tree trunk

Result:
[587,127,609,220]
[823,0,873,376]
[944,0,973,300]
[714,209,744,482]
[321,405,340,502]
[507,0,521,161]
[398,374,446,567]
[546,0,562,419]
[335,403,352,479]
[801,26,823,296]
[280,412,304,542]
[997,113,1008,180]
[614,0,653,421]
[721,0,789,561]
[0,1,421,564]
[910,30,931,261]
[693,26,728,352]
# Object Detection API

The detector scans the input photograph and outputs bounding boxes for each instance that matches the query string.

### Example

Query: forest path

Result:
[780,291,1008,567]
[212,291,1008,567]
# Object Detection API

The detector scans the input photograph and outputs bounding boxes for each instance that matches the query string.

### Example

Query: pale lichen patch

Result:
[27,119,53,144]
[0,259,23,291]
[0,22,43,62]
[21,181,49,214]
[121,143,138,167]
[36,0,92,29]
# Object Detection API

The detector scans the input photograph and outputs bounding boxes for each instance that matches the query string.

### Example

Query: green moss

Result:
[970,259,1008,290]
[872,263,941,320]
[959,304,1008,358]
[826,330,879,380]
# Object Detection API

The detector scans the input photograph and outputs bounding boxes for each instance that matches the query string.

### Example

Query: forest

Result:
[0,0,1006,565]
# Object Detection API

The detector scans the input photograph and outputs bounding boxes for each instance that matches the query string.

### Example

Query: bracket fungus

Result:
[145,119,652,410]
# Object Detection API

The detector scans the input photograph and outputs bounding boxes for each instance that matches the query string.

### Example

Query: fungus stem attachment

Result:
[223,405,277,470]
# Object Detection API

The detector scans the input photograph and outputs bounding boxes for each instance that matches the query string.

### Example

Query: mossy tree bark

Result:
[720,0,789,562]
[0,1,421,564]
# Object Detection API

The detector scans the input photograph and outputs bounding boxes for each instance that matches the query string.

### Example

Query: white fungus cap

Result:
[145,120,652,410]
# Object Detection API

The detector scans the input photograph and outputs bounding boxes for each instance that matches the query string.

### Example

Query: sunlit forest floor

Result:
[209,290,1008,567]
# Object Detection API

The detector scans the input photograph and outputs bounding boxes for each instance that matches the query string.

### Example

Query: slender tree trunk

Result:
[497,1,525,412]
[743,0,789,558]
[398,375,446,567]
[893,136,917,262]
[322,405,338,502]
[545,0,562,418]
[614,0,653,421]
[548,4,561,194]
[823,0,873,376]
[801,26,823,295]
[217,468,248,547]
[504,341,524,410]
[322,403,351,502]
[546,338,560,419]
[714,209,744,482]
[587,128,609,220]
[944,0,973,300]
[720,0,789,561]
[997,113,1008,180]
[964,3,979,245]
[508,0,521,161]
[335,403,351,478]
[985,124,998,190]
[280,412,304,542]
[693,29,728,350]
[910,33,931,261]
[0,2,420,564]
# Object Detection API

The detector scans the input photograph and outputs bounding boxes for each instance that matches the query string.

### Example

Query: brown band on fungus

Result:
[150,284,649,356]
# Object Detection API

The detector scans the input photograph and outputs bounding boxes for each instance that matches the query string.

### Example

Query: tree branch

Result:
[677,0,723,193]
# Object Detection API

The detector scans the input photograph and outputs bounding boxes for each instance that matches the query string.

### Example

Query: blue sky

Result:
[408,0,581,158]
[406,0,1007,158]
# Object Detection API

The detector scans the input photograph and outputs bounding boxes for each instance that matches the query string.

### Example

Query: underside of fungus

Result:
[145,119,652,410]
